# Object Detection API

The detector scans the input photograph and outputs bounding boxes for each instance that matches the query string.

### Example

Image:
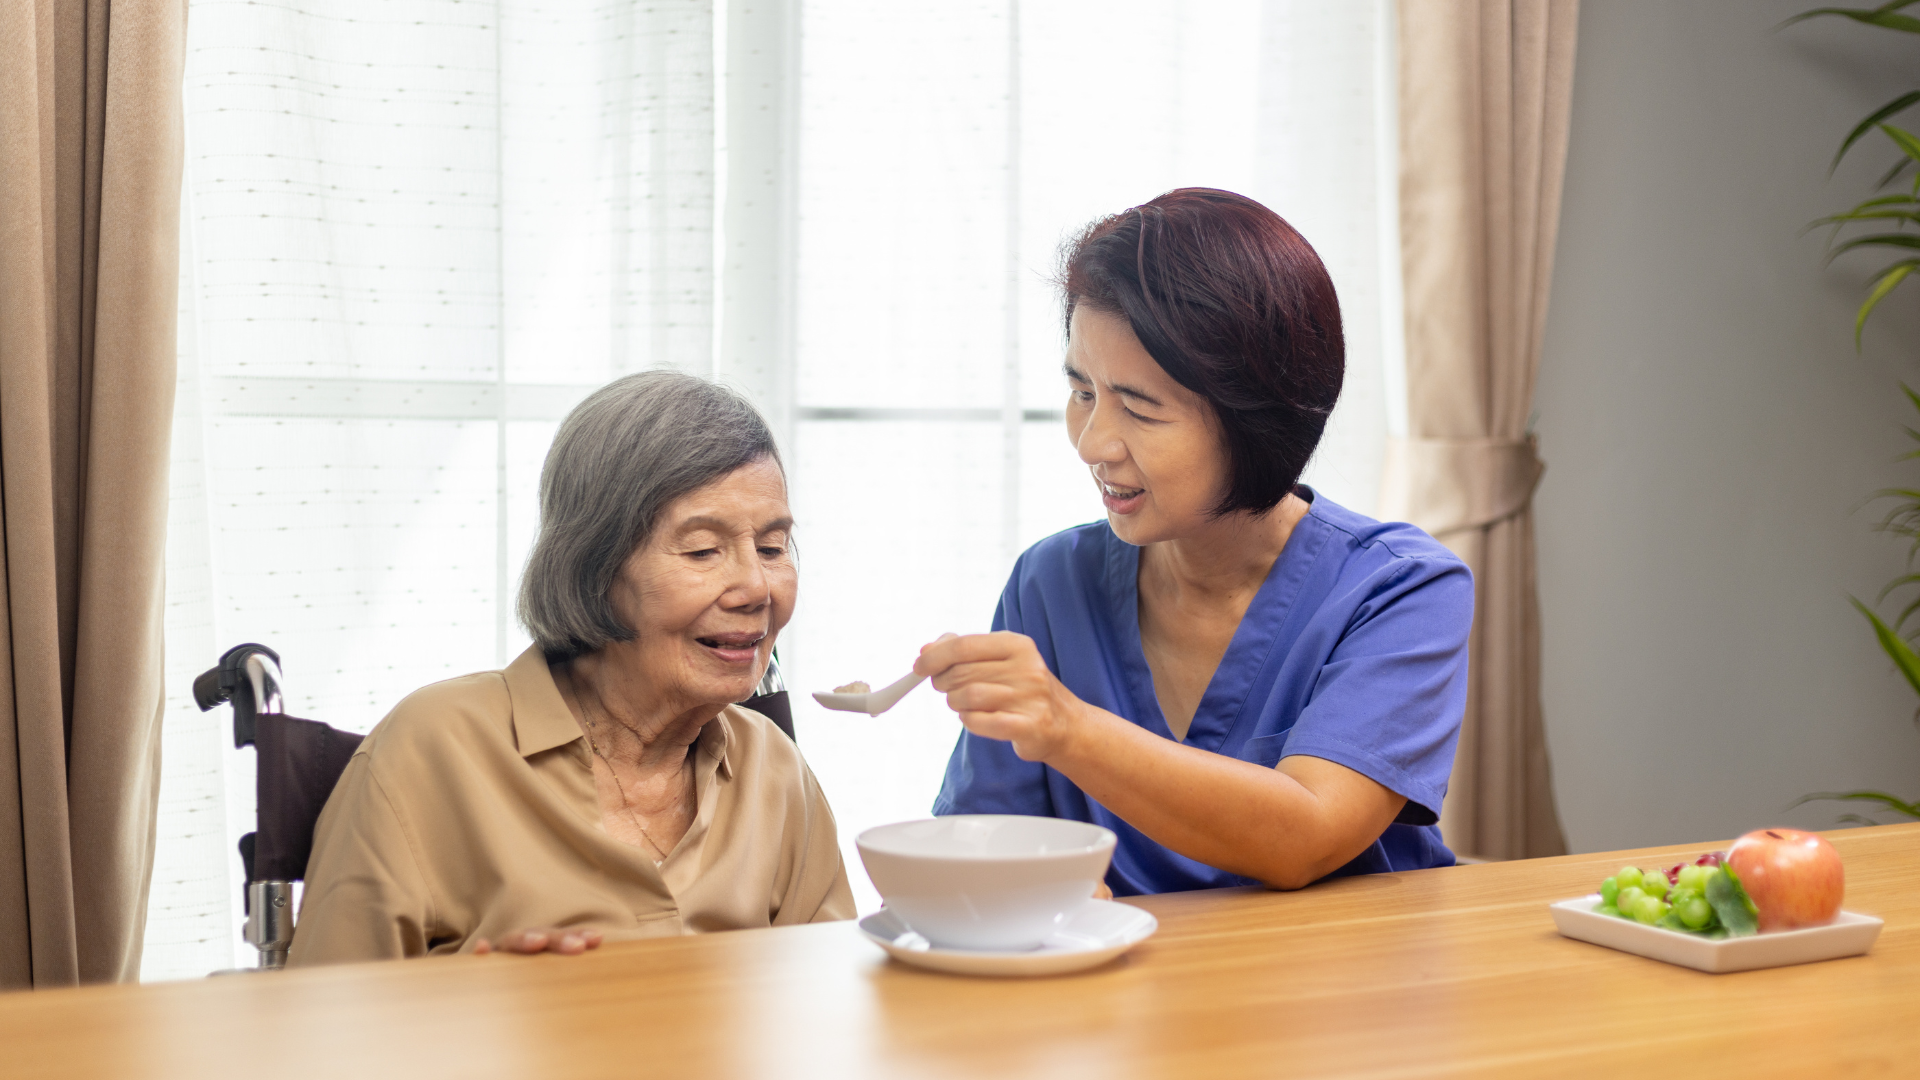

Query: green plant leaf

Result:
[1852,596,1920,696]
[1881,123,1920,163]
[1815,193,1920,224]
[1889,591,1920,633]
[1822,191,1920,211]
[1792,789,1920,818]
[1831,232,1920,259]
[1782,2,1920,34]
[1852,194,1920,210]
[1876,156,1914,190]
[1877,573,1920,622]
[1878,571,1920,597]
[1866,496,1920,542]
[1854,261,1919,345]
[1871,486,1920,504]
[1706,866,1760,937]
[1831,90,1920,171]
[1813,205,1920,228]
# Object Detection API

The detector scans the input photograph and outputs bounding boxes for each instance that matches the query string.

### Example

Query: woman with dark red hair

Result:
[918,188,1472,894]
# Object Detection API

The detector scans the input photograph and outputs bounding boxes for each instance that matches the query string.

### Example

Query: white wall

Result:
[1537,0,1920,852]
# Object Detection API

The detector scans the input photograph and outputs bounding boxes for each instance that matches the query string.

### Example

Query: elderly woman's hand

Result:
[914,632,1091,763]
[473,927,604,956]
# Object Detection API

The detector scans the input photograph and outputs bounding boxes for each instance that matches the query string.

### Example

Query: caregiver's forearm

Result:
[1045,705,1396,890]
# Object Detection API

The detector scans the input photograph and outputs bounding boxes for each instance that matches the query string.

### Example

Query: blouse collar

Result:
[502,645,733,779]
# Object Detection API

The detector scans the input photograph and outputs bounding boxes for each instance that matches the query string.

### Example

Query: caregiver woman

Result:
[924,188,1472,893]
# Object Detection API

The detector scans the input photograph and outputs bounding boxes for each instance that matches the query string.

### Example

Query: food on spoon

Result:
[1726,828,1845,932]
[833,681,871,694]
[1590,851,1761,938]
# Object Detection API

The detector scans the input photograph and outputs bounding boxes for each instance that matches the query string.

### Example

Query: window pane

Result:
[184,1,500,382]
[204,418,501,724]
[796,2,1012,410]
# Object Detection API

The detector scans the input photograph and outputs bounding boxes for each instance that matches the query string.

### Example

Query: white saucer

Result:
[858,899,1158,977]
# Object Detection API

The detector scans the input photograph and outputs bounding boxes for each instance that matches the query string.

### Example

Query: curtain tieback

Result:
[1377,435,1545,537]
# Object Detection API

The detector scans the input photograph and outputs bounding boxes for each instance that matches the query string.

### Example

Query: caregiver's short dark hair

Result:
[518,370,781,660]
[1061,187,1345,517]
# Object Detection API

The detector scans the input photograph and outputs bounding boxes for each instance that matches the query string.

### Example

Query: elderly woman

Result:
[923,189,1473,894]
[289,372,852,964]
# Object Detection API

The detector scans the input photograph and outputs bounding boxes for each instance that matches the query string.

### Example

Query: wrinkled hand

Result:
[473,927,603,956]
[914,632,1088,762]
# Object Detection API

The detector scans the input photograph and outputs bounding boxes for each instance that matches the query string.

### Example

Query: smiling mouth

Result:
[1099,481,1144,500]
[696,634,764,651]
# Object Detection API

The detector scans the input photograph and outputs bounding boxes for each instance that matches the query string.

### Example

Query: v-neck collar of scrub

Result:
[1105,494,1334,751]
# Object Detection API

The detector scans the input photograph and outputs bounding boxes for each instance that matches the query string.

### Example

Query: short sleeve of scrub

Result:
[933,489,1474,896]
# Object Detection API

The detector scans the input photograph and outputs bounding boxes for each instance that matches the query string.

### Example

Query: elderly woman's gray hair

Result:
[519,370,781,659]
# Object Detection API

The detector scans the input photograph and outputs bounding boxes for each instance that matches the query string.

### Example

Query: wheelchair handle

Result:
[193,643,286,748]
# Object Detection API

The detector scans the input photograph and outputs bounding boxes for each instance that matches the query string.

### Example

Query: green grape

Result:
[1678,896,1713,930]
[1640,872,1669,901]
[1632,894,1667,924]
[1676,864,1711,894]
[1616,866,1644,891]
[1617,885,1646,914]
[1596,903,1622,919]
[1599,877,1619,906]
[1669,886,1700,908]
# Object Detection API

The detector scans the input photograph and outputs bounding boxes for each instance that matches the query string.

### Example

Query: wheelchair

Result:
[193,642,796,970]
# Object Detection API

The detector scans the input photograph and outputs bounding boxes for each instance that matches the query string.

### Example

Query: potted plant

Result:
[1791,1,1920,822]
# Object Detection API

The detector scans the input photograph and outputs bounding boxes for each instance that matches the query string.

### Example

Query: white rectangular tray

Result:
[1550,895,1882,973]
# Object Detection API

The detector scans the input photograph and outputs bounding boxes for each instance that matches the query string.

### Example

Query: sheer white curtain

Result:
[143,0,1402,976]
[144,0,714,980]
[784,0,1405,913]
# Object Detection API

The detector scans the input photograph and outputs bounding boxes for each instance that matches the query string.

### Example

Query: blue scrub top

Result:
[933,489,1473,895]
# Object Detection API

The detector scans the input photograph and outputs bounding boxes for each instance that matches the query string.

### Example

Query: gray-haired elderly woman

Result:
[289,372,853,964]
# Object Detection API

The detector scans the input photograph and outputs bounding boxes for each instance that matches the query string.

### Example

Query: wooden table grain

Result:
[5,824,1916,1079]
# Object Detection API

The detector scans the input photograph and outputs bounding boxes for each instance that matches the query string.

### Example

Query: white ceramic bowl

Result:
[856,815,1117,951]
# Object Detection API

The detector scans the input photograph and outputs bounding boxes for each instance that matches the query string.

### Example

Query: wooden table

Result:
[4,824,1916,1078]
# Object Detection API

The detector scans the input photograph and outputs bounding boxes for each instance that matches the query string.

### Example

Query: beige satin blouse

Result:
[288,646,854,966]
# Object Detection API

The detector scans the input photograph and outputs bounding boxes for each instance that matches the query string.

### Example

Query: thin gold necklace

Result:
[581,718,680,867]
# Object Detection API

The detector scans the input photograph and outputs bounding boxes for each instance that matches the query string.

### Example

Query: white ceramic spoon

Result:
[811,669,926,716]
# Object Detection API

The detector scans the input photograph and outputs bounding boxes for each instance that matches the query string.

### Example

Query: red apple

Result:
[1726,828,1844,932]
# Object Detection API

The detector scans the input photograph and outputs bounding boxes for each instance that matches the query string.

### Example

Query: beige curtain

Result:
[1381,0,1577,861]
[0,0,184,987]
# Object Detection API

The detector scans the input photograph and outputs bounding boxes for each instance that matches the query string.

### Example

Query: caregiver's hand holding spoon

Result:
[914,631,1096,763]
